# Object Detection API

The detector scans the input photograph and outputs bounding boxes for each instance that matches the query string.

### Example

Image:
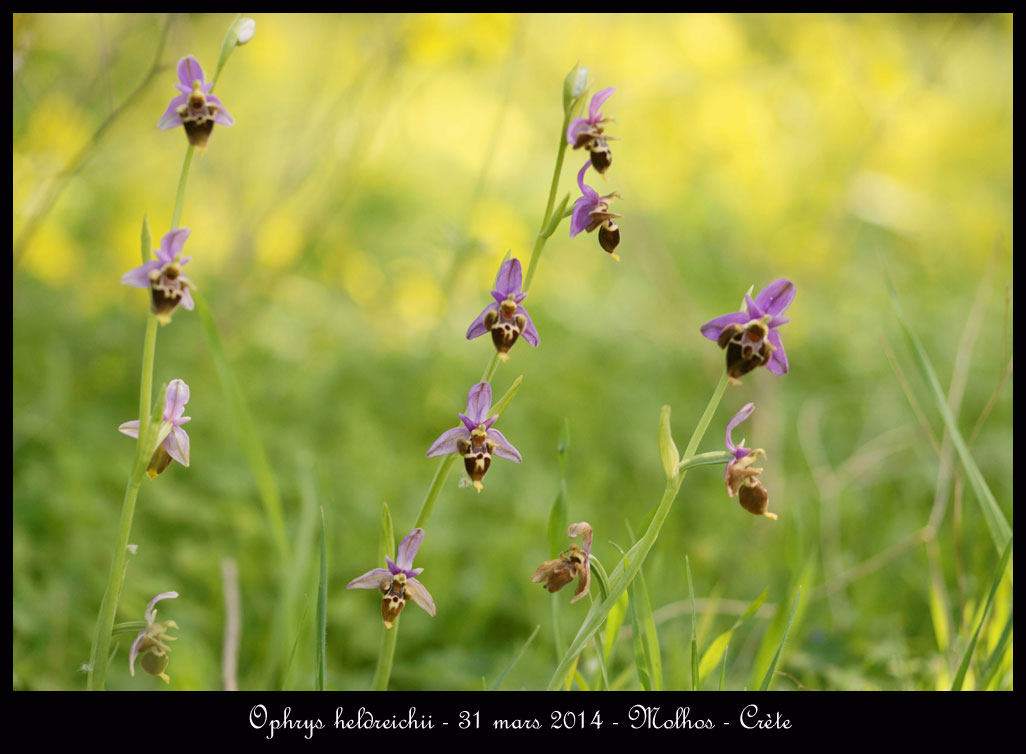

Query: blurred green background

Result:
[12,13,1012,691]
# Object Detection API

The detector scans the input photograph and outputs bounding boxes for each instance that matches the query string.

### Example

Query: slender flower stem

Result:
[170,145,195,231]
[523,109,572,296]
[546,372,729,690]
[376,97,577,692]
[87,313,160,690]
[371,615,400,690]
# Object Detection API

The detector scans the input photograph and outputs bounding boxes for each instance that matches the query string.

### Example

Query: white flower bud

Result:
[236,18,256,45]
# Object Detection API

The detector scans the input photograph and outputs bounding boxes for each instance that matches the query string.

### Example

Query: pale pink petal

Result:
[466,302,499,340]
[118,420,140,438]
[493,258,523,296]
[465,382,492,425]
[487,428,522,463]
[426,426,467,457]
[517,305,540,347]
[725,403,755,452]
[163,379,190,421]
[177,56,205,87]
[406,577,436,617]
[159,228,191,264]
[157,93,188,130]
[346,568,392,590]
[164,426,190,467]
[589,87,615,120]
[179,286,195,311]
[206,94,234,126]
[120,260,161,288]
[128,630,146,677]
[396,528,424,571]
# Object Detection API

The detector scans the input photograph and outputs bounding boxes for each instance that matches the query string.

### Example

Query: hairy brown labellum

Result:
[379,574,408,629]
[718,320,775,380]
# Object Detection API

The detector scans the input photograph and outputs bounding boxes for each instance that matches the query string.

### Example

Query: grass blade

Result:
[951,538,1012,690]
[194,290,288,560]
[759,586,801,691]
[699,586,768,683]
[887,276,1011,552]
[315,506,327,691]
[719,643,728,691]
[489,625,541,691]
[685,555,698,691]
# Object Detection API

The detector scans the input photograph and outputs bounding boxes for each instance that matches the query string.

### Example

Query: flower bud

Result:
[236,18,256,45]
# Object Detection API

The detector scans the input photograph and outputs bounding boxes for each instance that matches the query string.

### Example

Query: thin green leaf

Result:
[489,374,523,418]
[194,290,288,561]
[379,502,395,568]
[315,507,327,691]
[887,276,1011,552]
[979,609,1013,690]
[542,193,571,239]
[951,538,1012,690]
[759,586,801,691]
[489,625,540,691]
[627,581,650,691]
[719,643,729,691]
[698,586,768,683]
[602,589,629,663]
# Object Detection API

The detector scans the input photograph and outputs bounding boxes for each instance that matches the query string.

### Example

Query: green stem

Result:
[523,109,572,295]
[546,372,729,689]
[376,100,575,692]
[371,616,400,690]
[170,146,195,231]
[87,313,160,690]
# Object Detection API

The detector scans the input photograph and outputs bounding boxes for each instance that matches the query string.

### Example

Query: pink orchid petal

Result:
[487,428,522,463]
[396,528,424,572]
[346,568,393,590]
[163,379,190,421]
[766,329,789,375]
[120,260,162,288]
[406,577,436,617]
[177,56,206,88]
[699,311,749,341]
[426,426,467,457]
[164,425,190,467]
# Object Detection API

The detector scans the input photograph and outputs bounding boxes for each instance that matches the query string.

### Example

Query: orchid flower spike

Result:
[566,87,616,174]
[466,257,539,361]
[531,522,593,603]
[120,228,195,325]
[346,528,436,629]
[700,279,795,382]
[426,382,522,492]
[569,161,623,259]
[158,56,234,149]
[129,591,179,683]
[119,379,191,478]
[724,403,776,520]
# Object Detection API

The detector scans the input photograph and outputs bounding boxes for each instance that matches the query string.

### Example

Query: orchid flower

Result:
[346,528,436,629]
[569,161,623,259]
[466,257,539,361]
[425,382,522,492]
[120,228,195,325]
[700,279,795,381]
[566,87,615,173]
[119,379,191,478]
[724,403,776,520]
[531,522,593,603]
[158,56,234,149]
[129,591,179,683]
